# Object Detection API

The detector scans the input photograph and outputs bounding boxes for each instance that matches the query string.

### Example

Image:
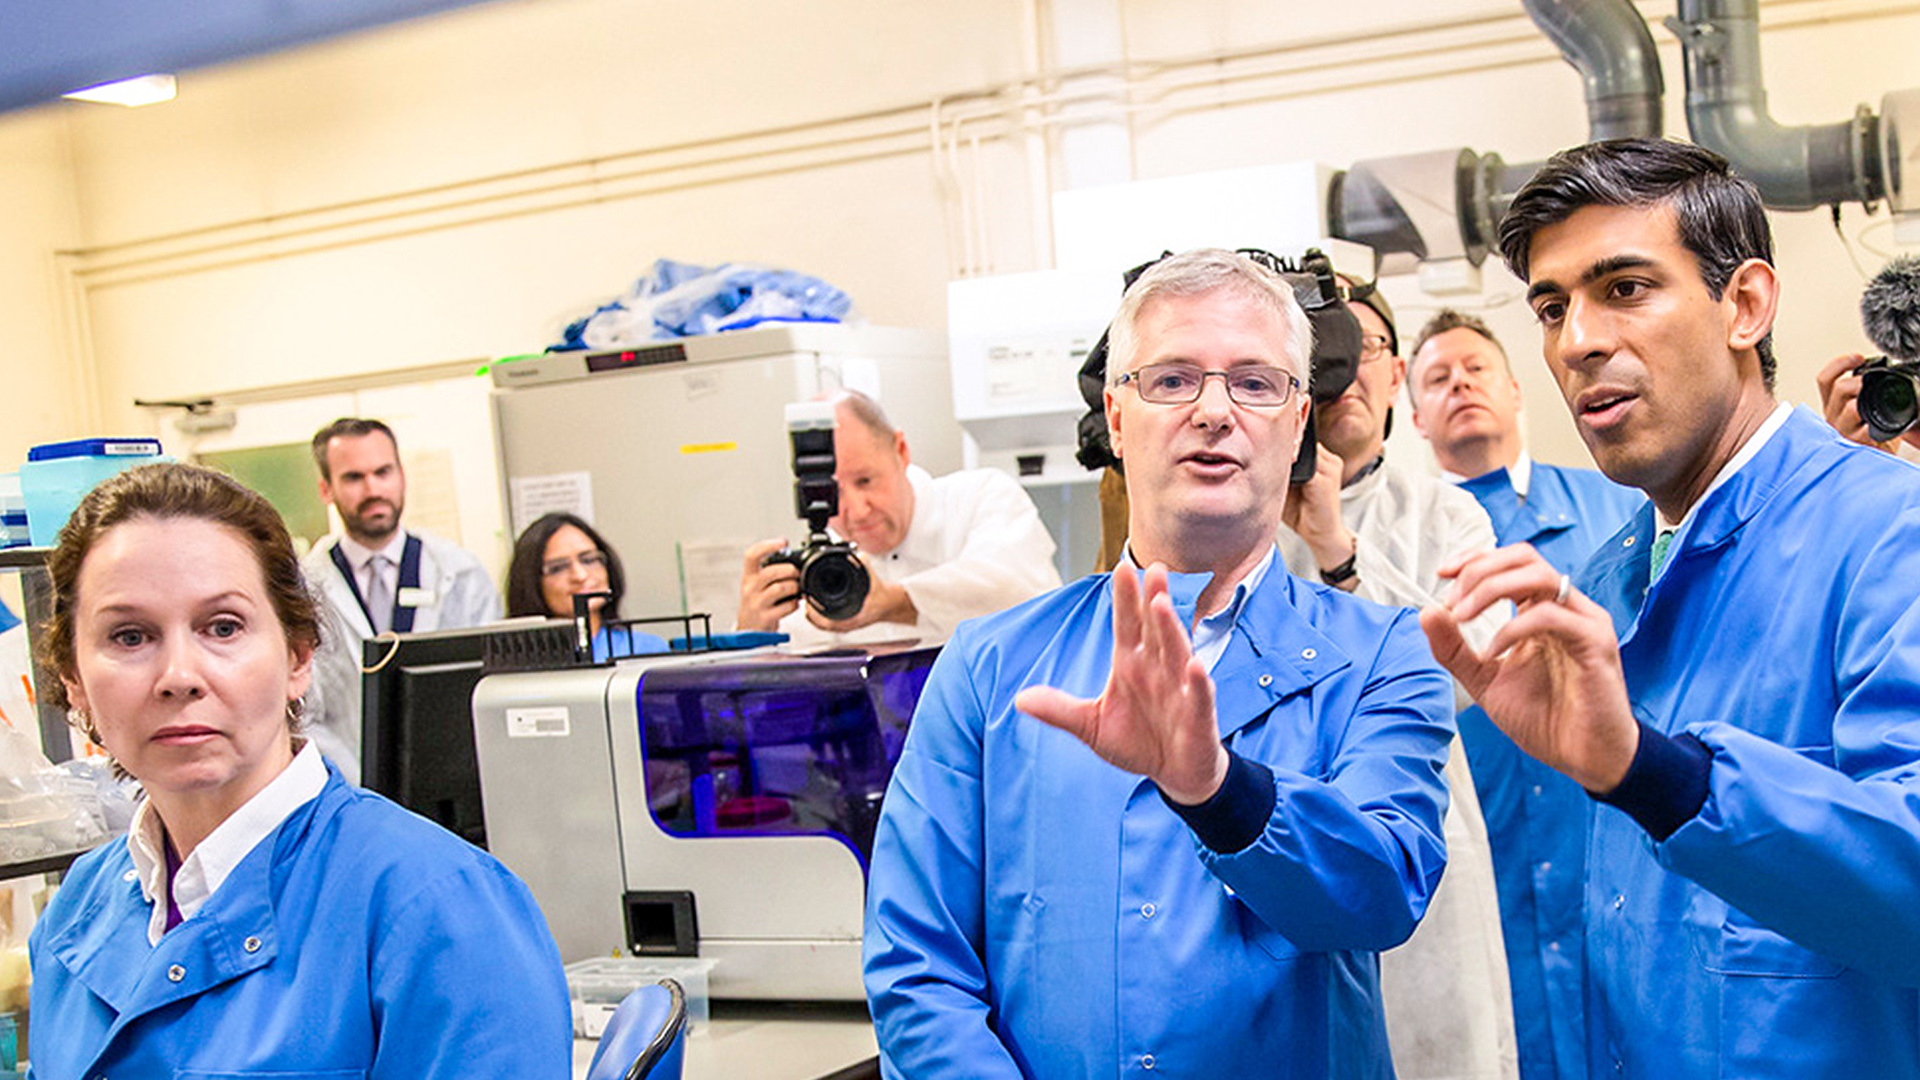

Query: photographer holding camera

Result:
[736,389,1061,646]
[1816,255,1920,454]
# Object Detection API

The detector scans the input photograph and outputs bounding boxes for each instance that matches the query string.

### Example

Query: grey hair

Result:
[1105,249,1314,386]
[829,388,897,443]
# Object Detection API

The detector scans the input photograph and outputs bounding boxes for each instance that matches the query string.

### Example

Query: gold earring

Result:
[71,708,101,745]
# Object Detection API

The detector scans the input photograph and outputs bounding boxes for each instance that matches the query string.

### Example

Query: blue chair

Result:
[584,978,688,1080]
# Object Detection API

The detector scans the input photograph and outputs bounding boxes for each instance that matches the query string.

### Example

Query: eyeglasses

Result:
[1360,334,1394,362]
[542,550,609,577]
[1116,362,1301,407]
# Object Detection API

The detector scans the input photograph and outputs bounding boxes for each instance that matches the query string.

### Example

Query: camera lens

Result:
[802,546,870,621]
[1860,366,1920,441]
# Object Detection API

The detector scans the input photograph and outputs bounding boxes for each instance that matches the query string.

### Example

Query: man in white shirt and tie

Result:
[302,418,502,782]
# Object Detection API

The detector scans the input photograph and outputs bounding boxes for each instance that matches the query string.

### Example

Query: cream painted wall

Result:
[0,108,86,466]
[8,0,1920,477]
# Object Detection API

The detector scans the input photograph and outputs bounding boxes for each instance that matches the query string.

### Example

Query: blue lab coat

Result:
[29,762,572,1080]
[1576,407,1920,1078]
[864,560,1455,1079]
[1456,461,1643,1080]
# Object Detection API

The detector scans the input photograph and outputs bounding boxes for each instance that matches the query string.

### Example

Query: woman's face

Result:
[539,524,610,620]
[62,516,312,819]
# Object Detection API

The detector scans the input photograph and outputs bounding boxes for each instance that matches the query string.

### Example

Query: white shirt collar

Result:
[1439,451,1532,498]
[1508,452,1533,499]
[127,740,329,946]
[1655,401,1792,535]
[336,529,408,572]
[1116,545,1276,673]
[872,465,934,565]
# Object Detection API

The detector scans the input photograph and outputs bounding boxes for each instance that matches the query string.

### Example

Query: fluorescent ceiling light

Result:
[62,74,177,107]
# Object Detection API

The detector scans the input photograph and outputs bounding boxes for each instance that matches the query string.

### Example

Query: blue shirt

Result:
[1456,460,1642,1080]
[863,557,1455,1079]
[1575,407,1920,1078]
[29,762,573,1080]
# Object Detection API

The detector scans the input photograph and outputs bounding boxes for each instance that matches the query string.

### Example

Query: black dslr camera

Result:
[1856,358,1920,443]
[762,401,871,621]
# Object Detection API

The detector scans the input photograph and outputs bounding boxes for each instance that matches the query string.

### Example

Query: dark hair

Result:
[505,513,625,621]
[38,463,323,719]
[1411,308,1503,363]
[310,418,399,481]
[1497,138,1776,389]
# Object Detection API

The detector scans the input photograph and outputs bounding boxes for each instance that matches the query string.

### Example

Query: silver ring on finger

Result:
[1554,573,1572,605]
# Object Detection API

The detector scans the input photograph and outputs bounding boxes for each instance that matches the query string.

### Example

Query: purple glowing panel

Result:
[634,644,939,863]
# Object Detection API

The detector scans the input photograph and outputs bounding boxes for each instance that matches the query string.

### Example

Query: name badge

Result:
[397,586,437,609]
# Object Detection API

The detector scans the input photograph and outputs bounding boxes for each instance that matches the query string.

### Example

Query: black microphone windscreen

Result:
[1861,254,1920,361]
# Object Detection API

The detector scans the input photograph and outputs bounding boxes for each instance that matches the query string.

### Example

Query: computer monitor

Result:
[360,619,576,849]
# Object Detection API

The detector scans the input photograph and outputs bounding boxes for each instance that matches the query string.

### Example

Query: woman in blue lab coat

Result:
[507,512,668,661]
[28,463,571,1080]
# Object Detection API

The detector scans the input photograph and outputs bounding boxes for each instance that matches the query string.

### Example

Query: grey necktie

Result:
[365,553,392,635]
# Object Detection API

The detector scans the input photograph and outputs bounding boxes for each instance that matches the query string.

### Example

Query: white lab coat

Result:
[1279,459,1519,1080]
[301,529,503,784]
[778,465,1061,648]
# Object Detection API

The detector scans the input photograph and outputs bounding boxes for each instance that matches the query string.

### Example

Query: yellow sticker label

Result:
[679,442,738,455]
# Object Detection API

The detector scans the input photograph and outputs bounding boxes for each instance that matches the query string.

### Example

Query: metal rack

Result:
[0,548,65,764]
[0,547,94,879]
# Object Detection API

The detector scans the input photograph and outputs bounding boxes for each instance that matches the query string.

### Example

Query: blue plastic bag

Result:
[555,258,855,350]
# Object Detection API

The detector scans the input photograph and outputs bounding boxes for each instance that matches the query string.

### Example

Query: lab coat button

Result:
[167,964,185,982]
[244,936,262,953]
[1258,674,1273,687]
[1300,648,1317,661]
[1613,895,1625,910]
[1538,861,1552,874]
[122,869,138,883]
[1623,536,1637,548]
[1141,902,1156,919]
[1142,1054,1157,1070]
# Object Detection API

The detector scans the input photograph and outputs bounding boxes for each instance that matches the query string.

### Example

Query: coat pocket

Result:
[1708,910,1845,978]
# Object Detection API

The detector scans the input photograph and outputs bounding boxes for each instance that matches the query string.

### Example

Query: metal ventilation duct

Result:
[1523,0,1665,143]
[1333,0,1664,271]
[1666,0,1882,210]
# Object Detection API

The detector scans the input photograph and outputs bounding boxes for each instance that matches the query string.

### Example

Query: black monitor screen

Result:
[360,620,576,849]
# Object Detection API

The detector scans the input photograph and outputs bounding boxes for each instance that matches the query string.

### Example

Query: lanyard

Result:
[328,534,425,633]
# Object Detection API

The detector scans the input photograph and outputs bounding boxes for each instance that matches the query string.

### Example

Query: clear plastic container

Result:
[19,440,164,546]
[565,955,717,1039]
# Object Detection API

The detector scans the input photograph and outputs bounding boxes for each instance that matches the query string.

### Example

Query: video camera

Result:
[762,401,871,621]
[1855,254,1920,442]
[1073,247,1365,484]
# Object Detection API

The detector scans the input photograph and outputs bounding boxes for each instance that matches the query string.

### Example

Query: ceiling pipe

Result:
[1333,0,1664,271]
[1522,0,1665,142]
[1665,0,1882,210]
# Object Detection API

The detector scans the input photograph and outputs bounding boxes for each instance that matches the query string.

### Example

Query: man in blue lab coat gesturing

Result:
[1425,138,1920,1078]
[864,248,1456,1078]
